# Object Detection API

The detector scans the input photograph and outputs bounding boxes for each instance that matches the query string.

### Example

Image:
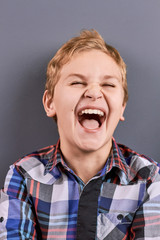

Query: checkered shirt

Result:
[0,138,160,239]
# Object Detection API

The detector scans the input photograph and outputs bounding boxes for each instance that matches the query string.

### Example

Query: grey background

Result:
[0,0,160,188]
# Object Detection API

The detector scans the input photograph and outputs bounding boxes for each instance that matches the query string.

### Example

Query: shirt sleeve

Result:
[130,174,160,239]
[0,165,38,239]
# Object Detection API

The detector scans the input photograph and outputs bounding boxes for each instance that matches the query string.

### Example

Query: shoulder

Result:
[7,144,57,184]
[15,145,55,170]
[118,143,160,182]
[2,144,58,201]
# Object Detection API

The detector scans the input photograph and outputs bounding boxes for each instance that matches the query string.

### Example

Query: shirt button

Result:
[117,214,123,220]
[0,217,4,222]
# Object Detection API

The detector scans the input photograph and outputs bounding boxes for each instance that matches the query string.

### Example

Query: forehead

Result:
[59,50,122,81]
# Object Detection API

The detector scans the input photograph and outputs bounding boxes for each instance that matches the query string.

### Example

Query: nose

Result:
[84,84,103,100]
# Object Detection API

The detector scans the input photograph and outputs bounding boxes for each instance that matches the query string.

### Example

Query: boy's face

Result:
[44,50,126,154]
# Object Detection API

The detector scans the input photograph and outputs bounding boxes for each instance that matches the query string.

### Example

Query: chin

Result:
[77,139,107,153]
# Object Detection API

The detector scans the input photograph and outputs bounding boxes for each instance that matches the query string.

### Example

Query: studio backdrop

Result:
[0,0,160,188]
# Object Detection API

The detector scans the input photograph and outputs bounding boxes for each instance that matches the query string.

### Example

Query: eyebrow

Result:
[65,73,86,81]
[103,75,121,81]
[65,73,120,81]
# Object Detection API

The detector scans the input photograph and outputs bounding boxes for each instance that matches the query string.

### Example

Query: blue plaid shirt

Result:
[0,138,160,239]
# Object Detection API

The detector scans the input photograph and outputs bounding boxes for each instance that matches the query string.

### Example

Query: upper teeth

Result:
[79,109,104,116]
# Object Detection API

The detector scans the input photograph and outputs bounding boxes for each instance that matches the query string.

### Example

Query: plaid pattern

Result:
[0,138,160,239]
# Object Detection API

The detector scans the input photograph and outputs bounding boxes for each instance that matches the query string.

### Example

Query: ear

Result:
[120,103,126,121]
[42,90,56,117]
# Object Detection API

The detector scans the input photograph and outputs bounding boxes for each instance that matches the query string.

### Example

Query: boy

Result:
[0,30,160,239]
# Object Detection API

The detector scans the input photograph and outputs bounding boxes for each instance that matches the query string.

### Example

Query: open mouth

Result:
[78,109,106,130]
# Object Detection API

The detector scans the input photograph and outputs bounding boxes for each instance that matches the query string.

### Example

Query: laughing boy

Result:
[0,30,160,239]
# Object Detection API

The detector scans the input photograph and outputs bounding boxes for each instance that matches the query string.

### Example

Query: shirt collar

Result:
[44,139,71,175]
[105,138,131,184]
[44,138,131,184]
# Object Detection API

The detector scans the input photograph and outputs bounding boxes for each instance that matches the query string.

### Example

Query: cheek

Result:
[107,94,120,108]
[54,96,77,118]
[106,94,124,116]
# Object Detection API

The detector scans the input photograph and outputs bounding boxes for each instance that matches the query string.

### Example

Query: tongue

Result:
[81,119,99,129]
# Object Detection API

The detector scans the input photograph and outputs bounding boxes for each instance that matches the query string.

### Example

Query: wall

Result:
[0,0,160,187]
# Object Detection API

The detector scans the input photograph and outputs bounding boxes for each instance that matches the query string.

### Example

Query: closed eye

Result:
[102,83,115,88]
[70,81,86,86]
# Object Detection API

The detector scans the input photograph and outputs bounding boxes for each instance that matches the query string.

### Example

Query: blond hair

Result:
[45,29,128,104]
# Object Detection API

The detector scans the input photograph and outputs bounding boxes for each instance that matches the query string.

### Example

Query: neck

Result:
[60,141,112,184]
